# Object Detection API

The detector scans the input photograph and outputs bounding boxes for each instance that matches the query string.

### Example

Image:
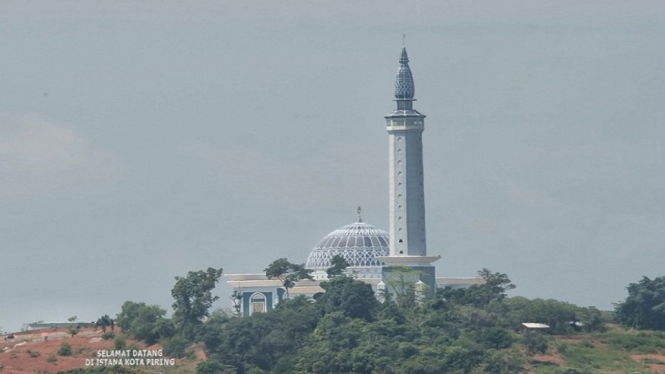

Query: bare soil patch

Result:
[632,353,665,373]
[0,327,119,373]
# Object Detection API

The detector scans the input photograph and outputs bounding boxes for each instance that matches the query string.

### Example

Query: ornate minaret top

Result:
[390,47,424,116]
[395,47,415,102]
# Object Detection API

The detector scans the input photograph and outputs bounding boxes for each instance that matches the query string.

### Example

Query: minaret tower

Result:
[379,46,440,292]
[387,46,427,257]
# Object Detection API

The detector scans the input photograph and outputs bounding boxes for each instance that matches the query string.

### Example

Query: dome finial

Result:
[357,206,363,222]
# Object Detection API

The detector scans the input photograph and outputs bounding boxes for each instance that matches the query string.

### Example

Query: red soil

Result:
[632,354,665,373]
[0,327,161,374]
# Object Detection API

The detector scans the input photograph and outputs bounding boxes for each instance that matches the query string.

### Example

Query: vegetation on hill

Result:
[53,264,665,374]
[614,275,665,331]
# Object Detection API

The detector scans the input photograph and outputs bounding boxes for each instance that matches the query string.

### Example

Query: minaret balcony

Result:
[386,118,425,132]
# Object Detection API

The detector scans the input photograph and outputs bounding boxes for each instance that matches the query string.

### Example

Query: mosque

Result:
[225,47,482,316]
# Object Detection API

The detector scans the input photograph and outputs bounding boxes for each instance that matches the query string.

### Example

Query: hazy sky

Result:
[1,1,664,332]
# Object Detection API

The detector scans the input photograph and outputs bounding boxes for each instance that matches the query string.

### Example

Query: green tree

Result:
[317,275,379,321]
[478,326,515,350]
[384,265,422,308]
[615,275,665,330]
[171,267,224,342]
[326,254,350,278]
[447,268,515,308]
[96,314,114,333]
[116,301,173,345]
[230,290,243,316]
[264,258,313,299]
[204,296,320,374]
[515,299,577,334]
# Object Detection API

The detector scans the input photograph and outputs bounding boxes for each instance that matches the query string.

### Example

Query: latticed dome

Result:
[306,221,390,276]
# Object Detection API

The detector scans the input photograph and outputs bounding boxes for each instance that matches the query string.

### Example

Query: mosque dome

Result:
[306,219,390,280]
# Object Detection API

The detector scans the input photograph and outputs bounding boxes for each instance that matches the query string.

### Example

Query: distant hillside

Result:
[0,327,201,374]
[3,324,665,374]
[527,325,665,373]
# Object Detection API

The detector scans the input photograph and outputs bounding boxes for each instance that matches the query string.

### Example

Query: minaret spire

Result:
[357,206,363,222]
[394,46,415,110]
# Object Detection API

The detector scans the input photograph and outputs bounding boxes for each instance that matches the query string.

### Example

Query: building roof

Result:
[290,286,325,295]
[522,323,550,329]
[436,277,485,285]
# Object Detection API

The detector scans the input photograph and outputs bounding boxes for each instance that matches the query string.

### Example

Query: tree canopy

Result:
[107,266,613,374]
[116,301,173,345]
[171,267,224,341]
[264,258,313,299]
[326,254,350,278]
[317,275,379,321]
[95,314,114,333]
[615,275,665,331]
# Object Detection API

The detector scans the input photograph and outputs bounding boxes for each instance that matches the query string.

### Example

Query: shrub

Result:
[58,342,73,356]
[606,330,665,351]
[196,360,226,374]
[102,332,115,340]
[116,301,172,344]
[27,349,41,358]
[161,336,191,358]
[46,354,57,363]
[114,335,127,350]
[556,342,569,353]
[523,331,548,355]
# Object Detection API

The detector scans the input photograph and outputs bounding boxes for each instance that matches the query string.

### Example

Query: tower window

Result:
[399,239,403,243]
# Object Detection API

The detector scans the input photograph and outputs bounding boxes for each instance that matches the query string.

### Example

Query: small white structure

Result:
[521,322,550,330]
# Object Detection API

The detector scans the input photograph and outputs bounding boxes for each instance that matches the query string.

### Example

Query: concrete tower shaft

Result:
[386,47,427,258]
